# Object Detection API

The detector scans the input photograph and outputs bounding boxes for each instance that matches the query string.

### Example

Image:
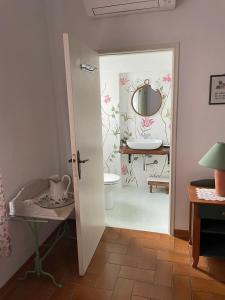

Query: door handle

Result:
[77,151,89,179]
[79,158,89,164]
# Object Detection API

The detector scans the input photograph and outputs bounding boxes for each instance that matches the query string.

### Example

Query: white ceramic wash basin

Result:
[127,138,162,150]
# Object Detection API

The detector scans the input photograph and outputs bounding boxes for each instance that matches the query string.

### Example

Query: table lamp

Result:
[199,142,225,196]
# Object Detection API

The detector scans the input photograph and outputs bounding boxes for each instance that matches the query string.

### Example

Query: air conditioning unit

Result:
[83,0,176,18]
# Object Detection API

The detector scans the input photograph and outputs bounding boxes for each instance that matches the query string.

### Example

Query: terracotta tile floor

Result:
[1,227,225,300]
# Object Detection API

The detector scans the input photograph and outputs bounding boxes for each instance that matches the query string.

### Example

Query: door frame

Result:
[98,43,179,235]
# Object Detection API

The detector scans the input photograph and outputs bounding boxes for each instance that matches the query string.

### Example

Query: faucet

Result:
[143,155,158,171]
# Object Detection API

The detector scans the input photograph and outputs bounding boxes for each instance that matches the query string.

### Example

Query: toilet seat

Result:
[104,173,120,185]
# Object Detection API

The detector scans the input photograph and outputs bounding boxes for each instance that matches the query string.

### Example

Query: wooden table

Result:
[147,177,169,193]
[187,185,225,268]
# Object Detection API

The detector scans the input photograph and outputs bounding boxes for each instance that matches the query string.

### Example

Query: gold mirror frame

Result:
[131,79,162,117]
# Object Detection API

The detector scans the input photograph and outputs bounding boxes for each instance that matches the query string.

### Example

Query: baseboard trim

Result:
[174,229,189,240]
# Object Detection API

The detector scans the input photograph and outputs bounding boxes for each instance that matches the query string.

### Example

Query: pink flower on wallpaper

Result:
[141,117,155,128]
[121,164,128,175]
[119,77,129,86]
[104,95,112,104]
[163,74,172,82]
[168,123,171,129]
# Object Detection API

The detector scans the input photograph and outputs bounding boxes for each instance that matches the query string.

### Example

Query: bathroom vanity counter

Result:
[119,145,170,155]
[119,145,170,163]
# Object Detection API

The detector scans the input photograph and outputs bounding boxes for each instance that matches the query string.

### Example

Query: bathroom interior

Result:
[100,50,173,234]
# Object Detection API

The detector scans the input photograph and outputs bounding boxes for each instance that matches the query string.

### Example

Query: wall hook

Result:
[80,63,97,72]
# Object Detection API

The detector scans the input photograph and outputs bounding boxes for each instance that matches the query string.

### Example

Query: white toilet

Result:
[104,173,120,210]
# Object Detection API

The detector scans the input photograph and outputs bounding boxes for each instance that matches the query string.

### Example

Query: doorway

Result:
[99,49,178,234]
[63,35,178,274]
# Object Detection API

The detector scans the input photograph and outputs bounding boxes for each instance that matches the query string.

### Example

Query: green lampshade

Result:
[199,142,225,170]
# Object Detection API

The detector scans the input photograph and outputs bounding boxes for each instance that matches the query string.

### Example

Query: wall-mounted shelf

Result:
[119,145,170,163]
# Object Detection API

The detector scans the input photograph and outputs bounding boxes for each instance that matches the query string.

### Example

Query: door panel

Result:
[63,33,105,275]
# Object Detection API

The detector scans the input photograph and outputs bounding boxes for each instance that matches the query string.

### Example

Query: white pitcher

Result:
[49,175,71,202]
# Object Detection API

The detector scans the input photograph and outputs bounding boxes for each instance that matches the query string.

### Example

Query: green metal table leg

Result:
[19,220,63,288]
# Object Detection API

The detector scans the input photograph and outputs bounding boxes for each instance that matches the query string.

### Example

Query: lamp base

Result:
[214,170,225,196]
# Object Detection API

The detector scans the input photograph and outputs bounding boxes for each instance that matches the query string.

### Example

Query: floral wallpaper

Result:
[119,72,171,187]
[101,72,121,175]
[101,70,172,188]
[0,173,11,257]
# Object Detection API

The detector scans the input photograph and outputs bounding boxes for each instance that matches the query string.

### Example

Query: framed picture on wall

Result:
[209,74,225,105]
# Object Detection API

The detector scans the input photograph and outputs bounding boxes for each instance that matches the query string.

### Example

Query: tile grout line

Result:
[129,279,135,300]
[111,265,122,298]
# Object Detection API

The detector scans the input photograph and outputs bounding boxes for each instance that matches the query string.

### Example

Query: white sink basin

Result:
[127,138,162,150]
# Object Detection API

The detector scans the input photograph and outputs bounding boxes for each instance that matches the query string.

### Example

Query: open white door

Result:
[63,33,105,275]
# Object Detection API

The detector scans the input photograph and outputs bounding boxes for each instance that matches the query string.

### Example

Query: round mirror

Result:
[131,80,162,116]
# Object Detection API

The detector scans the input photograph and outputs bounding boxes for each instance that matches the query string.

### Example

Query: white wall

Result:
[44,0,101,175]
[89,0,225,229]
[46,0,225,230]
[44,0,71,175]
[0,0,60,288]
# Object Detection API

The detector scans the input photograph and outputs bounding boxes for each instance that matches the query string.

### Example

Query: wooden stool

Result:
[147,177,169,194]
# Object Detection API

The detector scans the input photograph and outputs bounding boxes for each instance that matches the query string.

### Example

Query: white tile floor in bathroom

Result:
[105,186,170,234]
